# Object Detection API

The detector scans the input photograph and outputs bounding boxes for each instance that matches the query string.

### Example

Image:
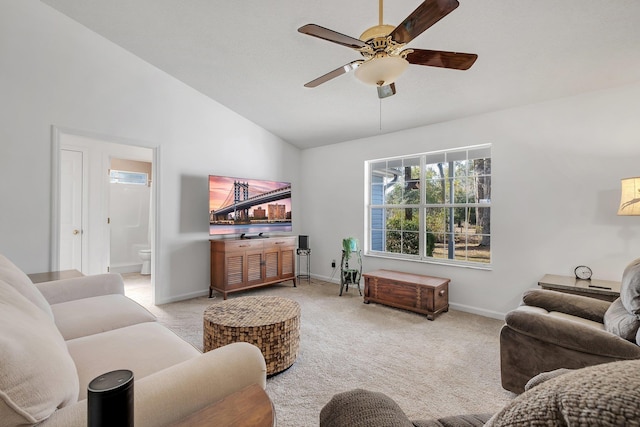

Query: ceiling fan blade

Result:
[406,49,477,70]
[298,24,367,50]
[389,0,459,45]
[304,61,362,88]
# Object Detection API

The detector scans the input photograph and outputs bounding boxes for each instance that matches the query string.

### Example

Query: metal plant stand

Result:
[296,248,311,282]
[339,249,362,296]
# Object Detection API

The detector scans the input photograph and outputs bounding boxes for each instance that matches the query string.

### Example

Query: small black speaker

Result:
[88,369,134,427]
[299,235,309,250]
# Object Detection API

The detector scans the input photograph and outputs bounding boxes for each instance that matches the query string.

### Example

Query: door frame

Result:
[51,126,160,302]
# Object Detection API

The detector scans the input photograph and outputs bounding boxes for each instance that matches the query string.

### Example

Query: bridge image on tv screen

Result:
[209,175,292,236]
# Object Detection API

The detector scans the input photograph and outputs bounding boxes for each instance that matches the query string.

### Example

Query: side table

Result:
[169,383,275,427]
[296,248,311,282]
[27,269,83,283]
[538,274,620,302]
[203,296,301,375]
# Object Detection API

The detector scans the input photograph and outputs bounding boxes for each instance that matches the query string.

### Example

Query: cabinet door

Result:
[264,246,280,281]
[246,249,265,285]
[280,247,295,279]
[224,251,246,289]
[264,238,296,280]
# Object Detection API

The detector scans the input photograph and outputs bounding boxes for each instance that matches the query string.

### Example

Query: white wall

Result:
[0,1,300,303]
[2,1,638,316]
[300,83,640,318]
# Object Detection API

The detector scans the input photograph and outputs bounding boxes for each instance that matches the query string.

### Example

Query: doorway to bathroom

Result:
[52,127,157,302]
[109,159,153,275]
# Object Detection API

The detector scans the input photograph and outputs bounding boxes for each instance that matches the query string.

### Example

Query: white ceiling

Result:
[41,0,640,149]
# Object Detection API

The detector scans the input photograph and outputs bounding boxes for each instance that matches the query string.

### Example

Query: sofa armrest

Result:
[40,342,267,427]
[522,289,611,322]
[35,273,124,304]
[134,341,267,426]
[505,308,640,359]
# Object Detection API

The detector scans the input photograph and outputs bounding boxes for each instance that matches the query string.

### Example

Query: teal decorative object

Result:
[340,237,362,296]
[342,237,358,261]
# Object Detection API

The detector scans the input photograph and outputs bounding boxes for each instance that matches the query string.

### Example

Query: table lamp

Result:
[618,177,640,216]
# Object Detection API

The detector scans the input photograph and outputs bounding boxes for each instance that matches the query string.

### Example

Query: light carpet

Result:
[123,274,514,426]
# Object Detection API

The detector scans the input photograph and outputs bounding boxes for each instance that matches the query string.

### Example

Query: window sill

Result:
[364,251,492,271]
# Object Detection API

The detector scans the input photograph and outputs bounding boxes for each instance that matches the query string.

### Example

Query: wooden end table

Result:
[170,383,275,427]
[27,269,84,283]
[538,274,620,302]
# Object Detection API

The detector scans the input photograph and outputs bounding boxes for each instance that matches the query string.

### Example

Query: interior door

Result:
[59,149,83,271]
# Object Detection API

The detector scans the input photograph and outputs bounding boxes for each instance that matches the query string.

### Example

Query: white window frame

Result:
[109,170,148,186]
[365,144,492,269]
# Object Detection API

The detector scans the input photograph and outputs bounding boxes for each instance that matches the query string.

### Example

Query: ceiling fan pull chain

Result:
[379,98,383,131]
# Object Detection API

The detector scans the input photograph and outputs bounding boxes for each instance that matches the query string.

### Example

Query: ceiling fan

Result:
[298,0,477,98]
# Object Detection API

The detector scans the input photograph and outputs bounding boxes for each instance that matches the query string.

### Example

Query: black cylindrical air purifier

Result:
[87,369,134,427]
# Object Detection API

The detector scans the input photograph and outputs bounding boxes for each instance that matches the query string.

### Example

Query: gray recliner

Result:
[500,258,640,393]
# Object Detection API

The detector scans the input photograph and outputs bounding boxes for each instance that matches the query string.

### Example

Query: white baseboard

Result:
[110,263,143,274]
[156,289,209,305]
[312,273,339,284]
[311,273,506,320]
[448,302,506,321]
[155,274,507,321]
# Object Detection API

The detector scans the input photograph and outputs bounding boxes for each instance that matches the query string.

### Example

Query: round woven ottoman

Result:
[203,296,301,375]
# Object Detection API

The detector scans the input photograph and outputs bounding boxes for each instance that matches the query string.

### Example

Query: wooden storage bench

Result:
[363,269,450,320]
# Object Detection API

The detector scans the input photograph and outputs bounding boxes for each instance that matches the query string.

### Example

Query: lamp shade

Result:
[354,55,409,86]
[618,177,640,216]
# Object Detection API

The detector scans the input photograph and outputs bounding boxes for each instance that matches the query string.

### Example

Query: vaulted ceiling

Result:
[41,0,640,149]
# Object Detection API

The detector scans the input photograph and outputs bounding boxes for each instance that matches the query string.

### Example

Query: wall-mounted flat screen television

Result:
[209,175,292,236]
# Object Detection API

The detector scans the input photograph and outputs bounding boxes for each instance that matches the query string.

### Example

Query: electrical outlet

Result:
[331,260,336,268]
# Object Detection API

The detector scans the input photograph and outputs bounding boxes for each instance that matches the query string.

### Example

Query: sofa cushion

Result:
[620,257,640,315]
[546,311,605,330]
[0,280,79,426]
[0,254,53,318]
[67,322,200,400]
[51,294,156,340]
[603,297,640,341]
[320,389,414,427]
[485,359,640,426]
[521,289,611,322]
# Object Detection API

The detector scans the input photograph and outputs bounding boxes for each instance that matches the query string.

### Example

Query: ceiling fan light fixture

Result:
[354,55,409,86]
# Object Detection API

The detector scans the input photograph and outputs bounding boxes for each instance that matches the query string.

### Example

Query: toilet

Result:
[138,249,151,275]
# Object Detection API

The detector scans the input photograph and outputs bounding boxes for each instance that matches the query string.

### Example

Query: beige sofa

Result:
[0,254,267,427]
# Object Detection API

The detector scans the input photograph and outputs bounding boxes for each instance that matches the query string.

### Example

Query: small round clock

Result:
[574,265,592,280]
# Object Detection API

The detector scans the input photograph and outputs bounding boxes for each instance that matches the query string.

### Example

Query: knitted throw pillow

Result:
[485,359,640,426]
[320,389,414,427]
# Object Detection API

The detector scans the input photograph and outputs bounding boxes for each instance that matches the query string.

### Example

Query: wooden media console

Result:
[363,269,450,320]
[210,236,296,299]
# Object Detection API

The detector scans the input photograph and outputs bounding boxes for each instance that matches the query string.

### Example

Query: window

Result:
[367,144,491,267]
[109,170,148,186]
